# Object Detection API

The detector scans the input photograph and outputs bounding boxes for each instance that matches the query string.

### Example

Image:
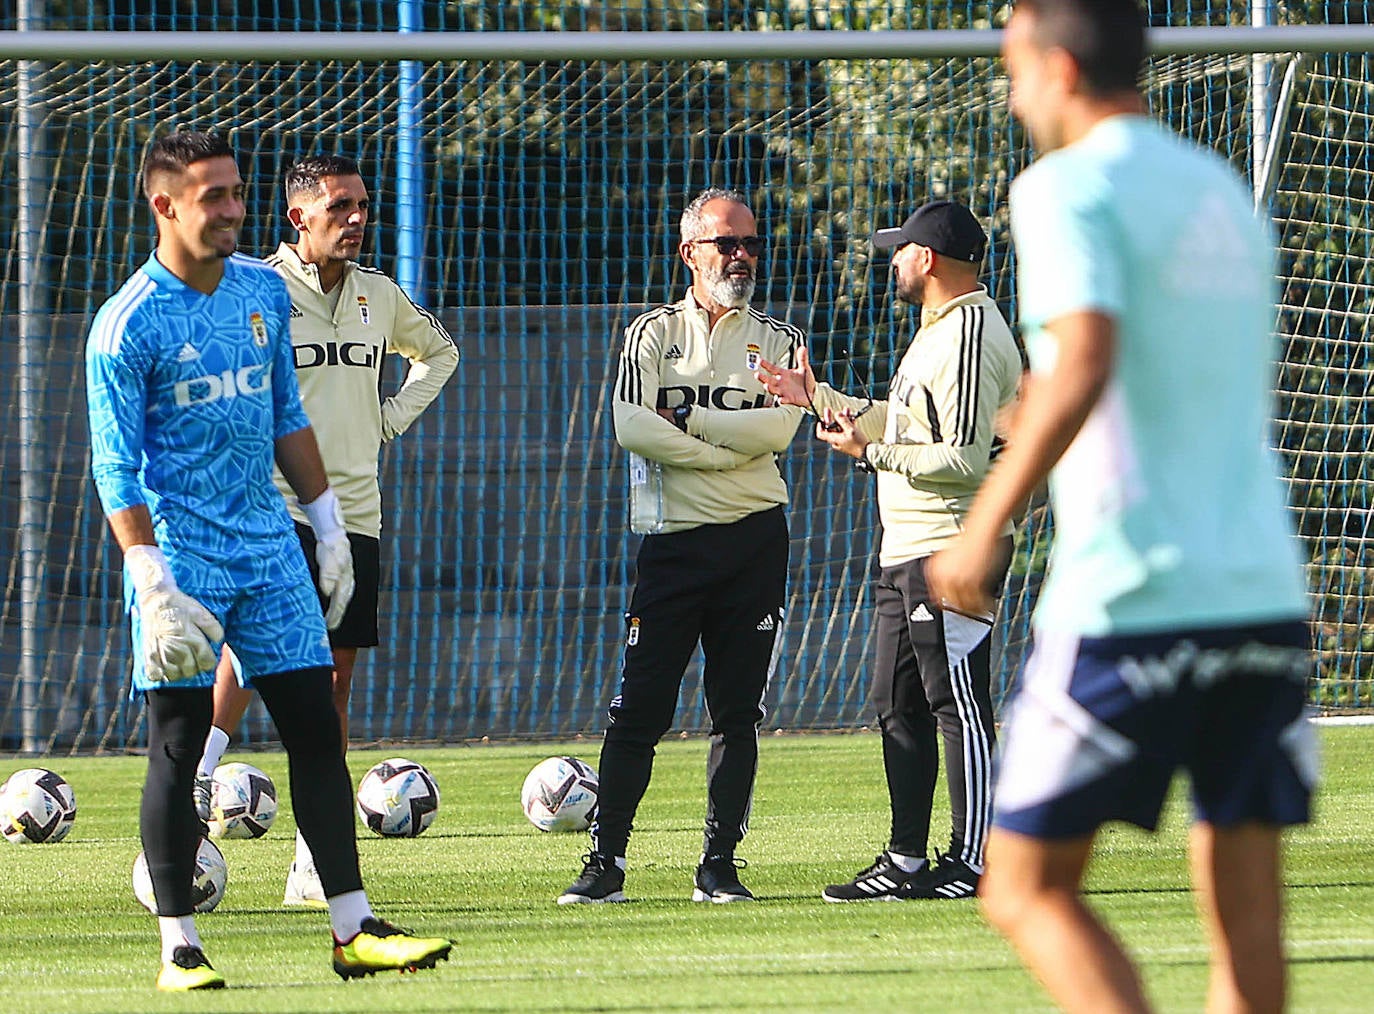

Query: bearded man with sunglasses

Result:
[761,199,1022,901]
[558,187,806,905]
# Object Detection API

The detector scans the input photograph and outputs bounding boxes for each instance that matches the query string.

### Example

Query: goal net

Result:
[0,20,1369,752]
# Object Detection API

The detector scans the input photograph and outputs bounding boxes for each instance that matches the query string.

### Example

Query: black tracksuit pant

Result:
[872,536,1012,867]
[593,506,788,860]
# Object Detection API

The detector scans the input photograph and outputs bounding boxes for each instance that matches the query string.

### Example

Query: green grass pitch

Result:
[0,727,1369,1012]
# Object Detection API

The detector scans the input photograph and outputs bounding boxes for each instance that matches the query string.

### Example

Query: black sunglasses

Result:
[691,235,765,257]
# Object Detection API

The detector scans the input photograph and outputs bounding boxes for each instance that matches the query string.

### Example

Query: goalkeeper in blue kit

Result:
[85,130,451,991]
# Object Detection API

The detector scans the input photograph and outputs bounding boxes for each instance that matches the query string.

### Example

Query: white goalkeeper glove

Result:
[302,487,355,630]
[125,544,224,683]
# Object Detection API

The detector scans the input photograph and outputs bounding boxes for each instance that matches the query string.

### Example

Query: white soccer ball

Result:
[0,767,77,844]
[208,762,278,839]
[521,756,598,833]
[132,837,227,914]
[356,758,440,837]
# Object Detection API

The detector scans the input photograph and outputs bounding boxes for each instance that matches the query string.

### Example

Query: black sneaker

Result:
[901,851,981,899]
[692,854,753,903]
[557,852,626,905]
[821,852,927,903]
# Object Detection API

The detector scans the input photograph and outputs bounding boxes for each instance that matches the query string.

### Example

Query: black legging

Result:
[142,687,212,915]
[142,666,362,915]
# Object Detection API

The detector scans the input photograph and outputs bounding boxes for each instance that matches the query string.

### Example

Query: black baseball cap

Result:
[871,200,987,263]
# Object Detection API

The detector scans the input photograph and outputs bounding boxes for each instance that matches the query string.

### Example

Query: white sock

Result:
[887,851,928,874]
[158,915,201,962]
[294,829,315,869]
[965,857,985,875]
[197,727,230,779]
[591,842,626,869]
[327,890,374,942]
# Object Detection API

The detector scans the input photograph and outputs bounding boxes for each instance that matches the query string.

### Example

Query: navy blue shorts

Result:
[993,620,1315,838]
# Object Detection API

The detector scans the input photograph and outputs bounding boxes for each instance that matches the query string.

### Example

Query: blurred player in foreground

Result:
[194,154,458,907]
[87,130,451,990]
[928,2,1315,1011]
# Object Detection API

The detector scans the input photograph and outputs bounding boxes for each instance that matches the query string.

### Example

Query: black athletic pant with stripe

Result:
[593,506,788,861]
[873,537,1012,867]
[142,666,362,915]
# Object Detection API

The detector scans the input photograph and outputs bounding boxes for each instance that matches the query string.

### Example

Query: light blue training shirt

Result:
[1009,114,1308,636]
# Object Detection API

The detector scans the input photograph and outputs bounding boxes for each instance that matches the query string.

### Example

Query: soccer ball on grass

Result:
[207,762,278,839]
[521,756,598,833]
[0,767,77,844]
[356,758,440,837]
[132,837,227,913]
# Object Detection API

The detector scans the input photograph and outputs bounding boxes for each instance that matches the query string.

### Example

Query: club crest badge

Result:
[627,617,641,647]
[746,342,761,372]
[356,295,370,325]
[249,312,268,347]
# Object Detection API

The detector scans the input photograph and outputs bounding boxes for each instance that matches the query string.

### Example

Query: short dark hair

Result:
[285,154,363,202]
[1015,0,1145,97]
[141,130,235,199]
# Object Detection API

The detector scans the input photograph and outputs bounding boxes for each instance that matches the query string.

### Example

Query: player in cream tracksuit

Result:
[762,200,1022,902]
[559,188,806,905]
[196,155,458,906]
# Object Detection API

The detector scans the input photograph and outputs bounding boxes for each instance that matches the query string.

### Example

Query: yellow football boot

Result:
[332,918,452,979]
[156,945,226,991]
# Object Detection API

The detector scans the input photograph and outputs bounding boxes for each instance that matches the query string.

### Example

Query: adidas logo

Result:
[858,875,898,893]
[664,344,683,360]
[755,614,776,632]
[289,304,304,318]
[933,880,976,898]
[177,342,200,362]
[909,603,934,623]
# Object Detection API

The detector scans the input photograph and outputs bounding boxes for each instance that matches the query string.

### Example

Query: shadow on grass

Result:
[1085,878,1374,898]
[1290,953,1374,965]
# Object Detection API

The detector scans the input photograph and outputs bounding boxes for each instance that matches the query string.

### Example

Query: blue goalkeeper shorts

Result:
[126,535,331,694]
[992,620,1315,839]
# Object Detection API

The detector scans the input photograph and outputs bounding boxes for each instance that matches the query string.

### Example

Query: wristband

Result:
[124,543,173,594]
[301,487,346,541]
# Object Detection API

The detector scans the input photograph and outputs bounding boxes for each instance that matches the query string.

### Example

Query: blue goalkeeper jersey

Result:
[86,253,312,559]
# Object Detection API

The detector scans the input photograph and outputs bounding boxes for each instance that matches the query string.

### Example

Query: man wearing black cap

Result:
[760,198,1022,901]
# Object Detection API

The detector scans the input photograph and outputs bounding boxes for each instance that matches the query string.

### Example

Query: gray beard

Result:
[707,274,756,308]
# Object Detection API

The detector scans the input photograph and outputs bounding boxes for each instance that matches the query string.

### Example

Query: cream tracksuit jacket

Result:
[613,290,806,533]
[268,242,459,537]
[811,287,1022,566]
